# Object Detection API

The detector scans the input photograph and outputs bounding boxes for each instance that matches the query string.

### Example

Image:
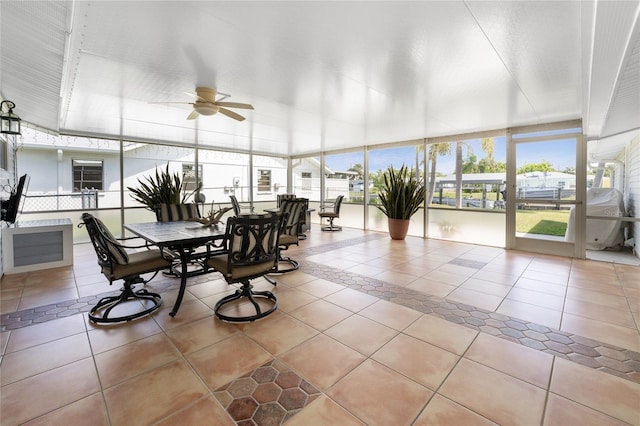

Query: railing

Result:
[517,187,575,200]
[21,187,574,214]
[22,190,99,211]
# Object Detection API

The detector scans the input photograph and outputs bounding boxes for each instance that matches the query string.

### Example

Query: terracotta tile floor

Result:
[2,226,640,425]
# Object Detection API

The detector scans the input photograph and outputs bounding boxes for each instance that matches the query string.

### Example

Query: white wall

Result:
[0,133,19,276]
[14,149,58,192]
[16,144,294,209]
[16,147,122,194]
[623,134,640,257]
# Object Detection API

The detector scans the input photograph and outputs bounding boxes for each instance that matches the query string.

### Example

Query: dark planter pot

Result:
[388,218,410,240]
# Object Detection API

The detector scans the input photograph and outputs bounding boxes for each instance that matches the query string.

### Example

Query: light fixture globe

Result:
[194,103,219,116]
[0,100,21,135]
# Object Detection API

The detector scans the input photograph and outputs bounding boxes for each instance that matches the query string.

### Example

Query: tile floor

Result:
[1,226,640,425]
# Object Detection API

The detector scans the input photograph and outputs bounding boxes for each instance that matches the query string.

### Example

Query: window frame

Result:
[0,136,7,171]
[72,159,103,191]
[182,163,203,192]
[257,169,272,192]
[301,171,312,191]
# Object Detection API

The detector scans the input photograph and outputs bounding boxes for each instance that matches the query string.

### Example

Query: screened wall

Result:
[10,119,637,264]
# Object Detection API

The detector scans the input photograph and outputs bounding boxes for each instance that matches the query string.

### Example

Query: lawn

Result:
[516,209,569,236]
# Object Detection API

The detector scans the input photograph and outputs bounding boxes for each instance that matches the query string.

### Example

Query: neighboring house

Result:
[14,128,294,209]
[292,157,349,201]
[435,173,506,209]
[11,129,351,210]
[516,171,576,189]
[437,171,611,199]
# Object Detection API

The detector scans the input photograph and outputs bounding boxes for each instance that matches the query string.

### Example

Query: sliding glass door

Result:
[507,123,585,257]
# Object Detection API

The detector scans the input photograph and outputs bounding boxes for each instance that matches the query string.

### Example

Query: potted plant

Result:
[376,164,426,240]
[127,164,200,210]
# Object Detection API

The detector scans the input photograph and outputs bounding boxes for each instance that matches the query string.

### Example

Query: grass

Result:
[516,210,569,236]
[427,205,569,236]
[353,191,571,236]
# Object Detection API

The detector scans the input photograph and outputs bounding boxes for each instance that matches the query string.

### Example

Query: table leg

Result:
[169,248,189,317]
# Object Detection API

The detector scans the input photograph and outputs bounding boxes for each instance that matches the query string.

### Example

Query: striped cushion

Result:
[277,194,297,208]
[94,217,129,264]
[280,199,307,236]
[157,203,200,222]
[207,212,281,280]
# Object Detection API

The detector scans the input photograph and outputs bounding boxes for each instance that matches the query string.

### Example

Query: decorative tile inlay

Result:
[2,232,640,386]
[214,359,321,425]
[0,274,186,331]
[448,258,488,269]
[299,259,640,384]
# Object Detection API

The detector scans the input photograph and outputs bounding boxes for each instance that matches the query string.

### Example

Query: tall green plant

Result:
[127,164,199,210]
[377,165,426,219]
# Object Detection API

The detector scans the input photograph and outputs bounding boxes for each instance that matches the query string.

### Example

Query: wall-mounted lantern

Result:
[0,100,21,135]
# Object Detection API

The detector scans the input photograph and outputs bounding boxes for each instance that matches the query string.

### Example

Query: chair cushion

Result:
[318,212,338,218]
[104,249,173,281]
[280,200,306,236]
[206,254,275,280]
[279,234,298,246]
[158,203,200,222]
[277,194,297,208]
[94,217,129,264]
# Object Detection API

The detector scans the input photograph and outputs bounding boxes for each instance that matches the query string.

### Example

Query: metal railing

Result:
[22,190,99,212]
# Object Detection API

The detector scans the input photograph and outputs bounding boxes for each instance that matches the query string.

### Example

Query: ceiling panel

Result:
[600,17,640,138]
[0,1,68,130]
[1,1,638,158]
[584,0,640,136]
[466,1,582,119]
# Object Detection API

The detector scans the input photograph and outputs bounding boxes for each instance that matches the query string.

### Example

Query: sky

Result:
[324,136,577,175]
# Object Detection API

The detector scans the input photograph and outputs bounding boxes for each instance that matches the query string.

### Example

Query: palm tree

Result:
[481,137,495,161]
[450,140,480,208]
[426,143,451,205]
[347,163,364,179]
[479,137,497,173]
[455,142,463,208]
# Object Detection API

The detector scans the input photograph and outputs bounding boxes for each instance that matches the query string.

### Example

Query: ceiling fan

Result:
[151,87,254,121]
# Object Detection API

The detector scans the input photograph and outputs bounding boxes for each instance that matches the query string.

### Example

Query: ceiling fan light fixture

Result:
[194,104,219,116]
[152,87,251,121]
[195,87,217,102]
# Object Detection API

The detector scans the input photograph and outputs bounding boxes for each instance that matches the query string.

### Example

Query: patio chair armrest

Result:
[159,247,178,261]
[319,202,335,212]
[113,238,158,251]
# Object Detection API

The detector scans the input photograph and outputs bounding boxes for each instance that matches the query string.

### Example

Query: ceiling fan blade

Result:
[184,92,209,102]
[218,107,246,121]
[148,101,193,105]
[187,110,200,120]
[215,102,254,110]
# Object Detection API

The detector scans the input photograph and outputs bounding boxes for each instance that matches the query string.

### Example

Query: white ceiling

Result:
[1,1,639,158]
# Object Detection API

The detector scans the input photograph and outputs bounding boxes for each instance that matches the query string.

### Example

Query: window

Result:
[0,137,7,170]
[73,160,103,191]
[257,169,271,192]
[301,172,312,191]
[182,163,202,191]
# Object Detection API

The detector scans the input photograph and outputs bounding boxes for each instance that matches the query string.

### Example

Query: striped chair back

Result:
[155,203,201,222]
[277,194,297,208]
[279,198,308,237]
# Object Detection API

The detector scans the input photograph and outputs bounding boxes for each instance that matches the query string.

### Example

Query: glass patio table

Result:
[124,220,225,317]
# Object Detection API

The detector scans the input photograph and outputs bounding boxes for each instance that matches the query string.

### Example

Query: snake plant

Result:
[376,165,426,220]
[127,164,200,210]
